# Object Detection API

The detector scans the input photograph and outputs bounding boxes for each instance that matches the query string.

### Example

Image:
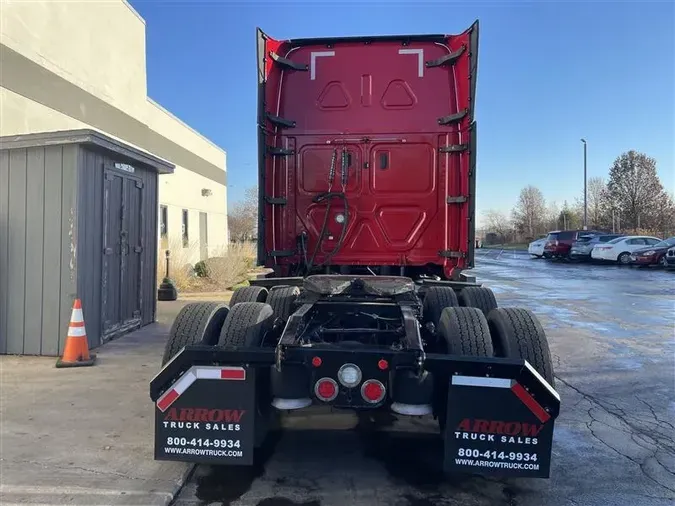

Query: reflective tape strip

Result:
[156,389,179,412]
[71,308,84,322]
[524,360,560,401]
[67,326,87,337]
[156,366,247,411]
[511,382,551,423]
[452,376,513,389]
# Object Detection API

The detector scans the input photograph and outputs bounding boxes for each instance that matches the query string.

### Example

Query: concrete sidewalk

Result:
[0,315,191,505]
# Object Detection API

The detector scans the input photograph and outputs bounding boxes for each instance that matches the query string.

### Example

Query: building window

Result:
[182,209,189,247]
[160,205,168,249]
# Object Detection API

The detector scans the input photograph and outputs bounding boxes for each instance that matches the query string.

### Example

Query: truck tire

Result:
[229,286,268,307]
[162,302,229,365]
[266,286,300,322]
[487,307,555,388]
[435,307,493,431]
[218,302,275,347]
[423,287,459,326]
[437,307,494,357]
[458,287,498,317]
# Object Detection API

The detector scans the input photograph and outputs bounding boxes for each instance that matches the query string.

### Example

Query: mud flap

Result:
[443,374,555,478]
[154,366,256,465]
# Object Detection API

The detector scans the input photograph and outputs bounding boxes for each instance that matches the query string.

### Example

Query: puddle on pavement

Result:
[194,430,282,505]
[353,411,445,489]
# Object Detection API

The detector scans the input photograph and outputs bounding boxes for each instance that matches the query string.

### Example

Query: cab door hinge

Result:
[269,51,309,72]
[267,147,295,157]
[446,196,468,204]
[426,46,466,68]
[439,250,466,259]
[439,144,468,153]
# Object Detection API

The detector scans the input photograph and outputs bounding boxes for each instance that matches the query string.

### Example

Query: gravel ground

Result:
[172,253,675,506]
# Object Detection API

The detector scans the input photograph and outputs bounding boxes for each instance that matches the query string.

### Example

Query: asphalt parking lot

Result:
[172,252,675,506]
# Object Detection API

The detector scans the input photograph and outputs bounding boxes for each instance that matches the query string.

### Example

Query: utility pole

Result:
[580,138,588,230]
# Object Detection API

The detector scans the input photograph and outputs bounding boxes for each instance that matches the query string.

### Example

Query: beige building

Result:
[0,0,228,265]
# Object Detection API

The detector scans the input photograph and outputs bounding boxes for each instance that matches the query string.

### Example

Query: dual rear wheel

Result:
[422,286,554,387]
[162,285,301,364]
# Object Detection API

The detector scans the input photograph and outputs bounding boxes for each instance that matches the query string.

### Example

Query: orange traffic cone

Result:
[56,299,96,368]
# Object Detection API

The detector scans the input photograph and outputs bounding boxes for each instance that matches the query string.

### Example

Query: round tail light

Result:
[337,363,362,388]
[314,378,338,402]
[361,379,386,404]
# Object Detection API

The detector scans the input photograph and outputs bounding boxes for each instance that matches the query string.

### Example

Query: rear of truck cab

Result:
[256,23,478,280]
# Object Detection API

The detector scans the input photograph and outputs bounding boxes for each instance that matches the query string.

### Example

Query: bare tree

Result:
[545,201,560,233]
[511,186,547,239]
[228,186,258,242]
[485,209,513,244]
[606,151,665,232]
[558,200,582,230]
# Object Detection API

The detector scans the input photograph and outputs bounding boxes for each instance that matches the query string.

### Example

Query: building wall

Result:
[0,0,228,266]
[0,0,148,120]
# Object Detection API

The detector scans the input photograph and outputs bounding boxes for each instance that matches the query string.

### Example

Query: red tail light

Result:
[361,379,386,404]
[314,378,338,402]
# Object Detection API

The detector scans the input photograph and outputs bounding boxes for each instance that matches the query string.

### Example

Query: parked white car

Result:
[528,238,547,258]
[590,235,662,264]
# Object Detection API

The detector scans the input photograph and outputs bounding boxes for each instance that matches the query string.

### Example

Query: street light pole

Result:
[580,138,588,230]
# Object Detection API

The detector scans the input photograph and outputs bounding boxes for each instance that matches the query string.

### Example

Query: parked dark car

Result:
[569,234,625,261]
[630,236,675,267]
[544,230,604,259]
[665,246,675,269]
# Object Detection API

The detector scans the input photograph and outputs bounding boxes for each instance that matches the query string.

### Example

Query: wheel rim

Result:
[619,254,630,264]
[661,257,668,267]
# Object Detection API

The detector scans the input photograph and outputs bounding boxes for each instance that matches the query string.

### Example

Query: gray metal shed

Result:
[0,129,174,356]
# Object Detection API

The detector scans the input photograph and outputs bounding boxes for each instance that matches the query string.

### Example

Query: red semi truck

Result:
[151,22,561,479]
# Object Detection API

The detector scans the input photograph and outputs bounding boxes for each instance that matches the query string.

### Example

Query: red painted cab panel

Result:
[256,23,478,280]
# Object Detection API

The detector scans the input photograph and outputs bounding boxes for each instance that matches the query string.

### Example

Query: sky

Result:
[130,0,674,226]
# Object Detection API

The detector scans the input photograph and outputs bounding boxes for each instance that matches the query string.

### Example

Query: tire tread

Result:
[229,286,268,306]
[488,307,554,387]
[266,286,300,322]
[438,307,493,357]
[423,287,459,325]
[162,302,228,365]
[218,302,274,347]
[458,287,498,316]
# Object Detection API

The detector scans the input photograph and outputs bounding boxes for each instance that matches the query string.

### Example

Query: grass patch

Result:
[481,243,529,250]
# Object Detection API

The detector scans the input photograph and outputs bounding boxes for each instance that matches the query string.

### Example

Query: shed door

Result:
[102,170,144,340]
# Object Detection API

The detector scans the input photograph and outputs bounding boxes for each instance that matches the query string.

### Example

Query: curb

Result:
[164,464,197,506]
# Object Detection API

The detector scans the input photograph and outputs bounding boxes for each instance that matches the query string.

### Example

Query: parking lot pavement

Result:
[0,321,191,506]
[174,254,675,506]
